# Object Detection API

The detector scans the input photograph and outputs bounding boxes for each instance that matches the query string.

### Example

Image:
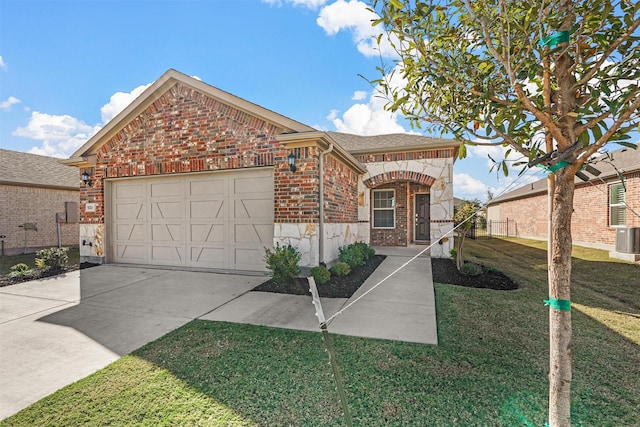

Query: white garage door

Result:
[110,168,274,271]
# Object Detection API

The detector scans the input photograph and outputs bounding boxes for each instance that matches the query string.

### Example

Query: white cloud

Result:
[100,83,151,123]
[13,82,153,158]
[467,144,510,169]
[0,56,6,70]
[0,96,21,111]
[14,112,101,158]
[317,0,396,57]
[262,0,327,9]
[454,173,488,200]
[352,90,367,100]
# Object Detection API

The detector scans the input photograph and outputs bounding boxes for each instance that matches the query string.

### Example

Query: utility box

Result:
[615,227,640,254]
[65,201,78,223]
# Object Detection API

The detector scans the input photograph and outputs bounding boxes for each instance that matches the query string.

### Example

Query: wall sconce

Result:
[81,171,93,187]
[287,152,297,173]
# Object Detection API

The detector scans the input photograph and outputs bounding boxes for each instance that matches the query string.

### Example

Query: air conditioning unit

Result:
[615,227,640,254]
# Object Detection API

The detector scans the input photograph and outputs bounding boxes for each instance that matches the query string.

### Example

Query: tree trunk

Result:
[548,169,574,426]
[456,231,466,270]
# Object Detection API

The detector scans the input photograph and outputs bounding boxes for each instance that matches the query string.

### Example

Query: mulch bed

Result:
[431,257,518,290]
[253,255,386,298]
[0,263,99,288]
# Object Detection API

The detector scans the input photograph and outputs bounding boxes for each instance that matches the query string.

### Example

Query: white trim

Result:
[372,189,396,229]
[609,182,626,227]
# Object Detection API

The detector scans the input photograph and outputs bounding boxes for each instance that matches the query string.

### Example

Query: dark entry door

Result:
[415,194,430,241]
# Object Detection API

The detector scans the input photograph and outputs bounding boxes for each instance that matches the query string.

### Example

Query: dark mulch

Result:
[431,257,518,290]
[253,255,386,298]
[0,262,99,288]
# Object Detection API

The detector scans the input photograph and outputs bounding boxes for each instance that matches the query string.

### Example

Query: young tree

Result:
[453,200,480,270]
[369,1,640,426]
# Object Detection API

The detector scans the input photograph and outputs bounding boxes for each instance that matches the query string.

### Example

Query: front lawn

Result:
[2,239,639,426]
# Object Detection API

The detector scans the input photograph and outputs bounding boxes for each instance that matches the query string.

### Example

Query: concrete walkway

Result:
[0,245,436,420]
[205,245,437,344]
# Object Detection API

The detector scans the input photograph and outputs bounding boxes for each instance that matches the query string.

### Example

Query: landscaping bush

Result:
[310,265,331,285]
[35,247,69,270]
[330,261,351,277]
[338,242,374,268]
[8,263,30,278]
[264,244,301,285]
[449,248,457,259]
[460,261,483,276]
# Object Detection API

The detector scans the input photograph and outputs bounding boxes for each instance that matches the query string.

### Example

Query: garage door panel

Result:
[234,224,273,244]
[151,202,183,219]
[150,181,182,197]
[189,247,225,268]
[115,203,144,220]
[116,224,144,241]
[190,179,225,196]
[233,248,266,271]
[235,198,273,219]
[190,224,224,243]
[112,168,273,271]
[150,246,184,264]
[151,224,182,241]
[116,244,145,263]
[190,200,224,219]
[115,183,144,199]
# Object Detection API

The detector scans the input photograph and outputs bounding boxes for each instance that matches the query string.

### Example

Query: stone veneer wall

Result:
[0,184,79,255]
[355,151,455,257]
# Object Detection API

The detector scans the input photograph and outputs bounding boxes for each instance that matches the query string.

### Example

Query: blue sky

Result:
[0,0,545,201]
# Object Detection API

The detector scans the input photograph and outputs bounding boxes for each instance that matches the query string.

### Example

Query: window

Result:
[609,183,626,227]
[373,189,395,228]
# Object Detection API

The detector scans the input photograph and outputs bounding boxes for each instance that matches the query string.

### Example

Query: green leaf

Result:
[501,161,509,177]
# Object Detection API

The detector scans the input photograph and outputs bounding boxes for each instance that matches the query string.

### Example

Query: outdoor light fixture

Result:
[288,152,297,173]
[81,171,93,187]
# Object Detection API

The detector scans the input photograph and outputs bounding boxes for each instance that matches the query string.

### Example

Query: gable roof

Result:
[489,145,640,205]
[328,132,460,154]
[0,149,78,190]
[64,69,315,166]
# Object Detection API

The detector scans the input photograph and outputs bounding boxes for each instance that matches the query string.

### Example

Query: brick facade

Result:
[82,82,323,225]
[0,184,79,254]
[490,173,640,250]
[323,154,358,223]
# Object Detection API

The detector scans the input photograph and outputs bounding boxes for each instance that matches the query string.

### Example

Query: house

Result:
[0,149,79,255]
[62,69,459,272]
[487,145,640,260]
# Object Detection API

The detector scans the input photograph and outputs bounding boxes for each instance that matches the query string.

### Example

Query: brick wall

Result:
[370,182,409,246]
[323,154,358,223]
[493,173,640,249]
[0,184,79,254]
[82,82,322,225]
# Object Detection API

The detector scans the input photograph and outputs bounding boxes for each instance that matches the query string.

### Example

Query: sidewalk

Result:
[203,245,438,344]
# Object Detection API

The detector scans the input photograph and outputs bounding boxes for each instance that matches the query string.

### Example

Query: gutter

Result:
[318,143,334,264]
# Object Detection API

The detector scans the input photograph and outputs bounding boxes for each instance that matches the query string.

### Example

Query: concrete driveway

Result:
[0,266,265,420]
[1,246,437,421]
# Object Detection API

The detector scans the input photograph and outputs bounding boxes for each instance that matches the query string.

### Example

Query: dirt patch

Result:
[253,255,386,298]
[431,258,518,290]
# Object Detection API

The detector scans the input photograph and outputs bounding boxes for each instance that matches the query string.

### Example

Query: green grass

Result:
[2,239,639,426]
[0,247,80,275]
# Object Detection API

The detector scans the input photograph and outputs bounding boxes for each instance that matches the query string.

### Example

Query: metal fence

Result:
[468,219,517,240]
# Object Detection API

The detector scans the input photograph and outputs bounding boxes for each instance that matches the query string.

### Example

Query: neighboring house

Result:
[487,145,640,260]
[63,69,459,272]
[0,149,79,255]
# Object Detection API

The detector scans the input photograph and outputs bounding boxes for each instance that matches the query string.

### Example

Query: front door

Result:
[415,194,430,241]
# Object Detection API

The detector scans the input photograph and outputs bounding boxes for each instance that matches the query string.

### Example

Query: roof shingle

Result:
[0,149,78,189]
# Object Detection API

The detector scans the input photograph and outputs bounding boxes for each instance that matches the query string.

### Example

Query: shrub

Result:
[35,247,69,270]
[449,248,457,259]
[330,261,351,277]
[264,244,301,286]
[9,263,30,277]
[310,265,331,285]
[460,262,483,276]
[338,242,374,268]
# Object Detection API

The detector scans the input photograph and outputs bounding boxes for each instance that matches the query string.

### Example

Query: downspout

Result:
[318,143,334,264]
